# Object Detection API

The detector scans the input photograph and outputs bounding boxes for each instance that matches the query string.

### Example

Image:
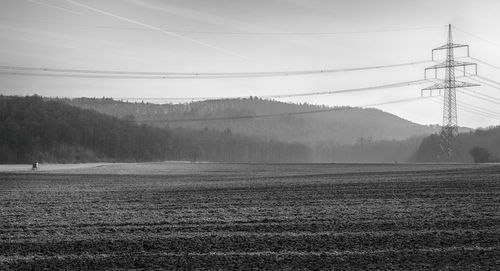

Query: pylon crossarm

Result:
[425,61,477,70]
[431,43,469,61]
[422,83,445,91]
[422,80,480,91]
[453,81,480,88]
[433,43,468,51]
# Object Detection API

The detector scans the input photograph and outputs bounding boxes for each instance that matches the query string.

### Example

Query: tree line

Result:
[411,127,500,163]
[0,95,311,164]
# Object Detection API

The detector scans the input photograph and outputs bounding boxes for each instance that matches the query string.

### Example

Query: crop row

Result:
[2,218,499,242]
[2,247,498,270]
[2,229,499,256]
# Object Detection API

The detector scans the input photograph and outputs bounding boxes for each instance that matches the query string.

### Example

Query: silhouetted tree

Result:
[469,146,492,163]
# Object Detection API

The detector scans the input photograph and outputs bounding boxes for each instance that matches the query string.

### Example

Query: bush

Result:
[469,146,493,163]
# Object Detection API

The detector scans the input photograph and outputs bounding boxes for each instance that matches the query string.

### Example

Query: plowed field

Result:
[1,163,499,270]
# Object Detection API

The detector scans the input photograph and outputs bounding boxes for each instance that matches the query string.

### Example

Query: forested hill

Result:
[65,97,438,145]
[0,95,311,164]
[412,127,500,163]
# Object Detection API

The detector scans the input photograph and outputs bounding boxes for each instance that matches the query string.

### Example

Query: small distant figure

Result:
[32,162,39,170]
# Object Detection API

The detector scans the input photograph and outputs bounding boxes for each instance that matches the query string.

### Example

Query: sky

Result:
[1,0,500,128]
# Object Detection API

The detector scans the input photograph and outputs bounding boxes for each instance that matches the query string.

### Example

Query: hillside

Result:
[64,97,438,144]
[412,127,500,162]
[0,95,311,163]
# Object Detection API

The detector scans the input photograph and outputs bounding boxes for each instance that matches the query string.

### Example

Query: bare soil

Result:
[1,163,499,270]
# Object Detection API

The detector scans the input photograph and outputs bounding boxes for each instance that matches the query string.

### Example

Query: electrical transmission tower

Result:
[422,24,479,160]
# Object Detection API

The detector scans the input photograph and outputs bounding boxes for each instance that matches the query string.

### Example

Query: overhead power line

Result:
[427,87,500,118]
[476,75,500,86]
[469,57,500,73]
[459,100,500,117]
[427,96,500,121]
[0,59,430,79]
[453,26,500,49]
[467,75,500,92]
[458,101,500,119]
[262,79,427,98]
[463,87,500,103]
[443,62,500,104]
[0,71,189,79]
[139,97,426,123]
[105,79,427,101]
[444,64,500,102]
[457,104,500,120]
[444,62,500,97]
[431,59,499,88]
[459,89,500,107]
[0,17,444,35]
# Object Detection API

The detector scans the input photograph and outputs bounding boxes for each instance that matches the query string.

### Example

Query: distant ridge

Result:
[65,97,439,144]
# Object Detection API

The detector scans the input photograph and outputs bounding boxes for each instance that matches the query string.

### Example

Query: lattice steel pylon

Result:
[422,24,479,160]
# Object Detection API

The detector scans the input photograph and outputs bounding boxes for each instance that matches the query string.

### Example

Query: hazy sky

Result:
[1,0,500,128]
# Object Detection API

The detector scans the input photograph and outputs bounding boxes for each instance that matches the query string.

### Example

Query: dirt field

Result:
[1,163,499,270]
